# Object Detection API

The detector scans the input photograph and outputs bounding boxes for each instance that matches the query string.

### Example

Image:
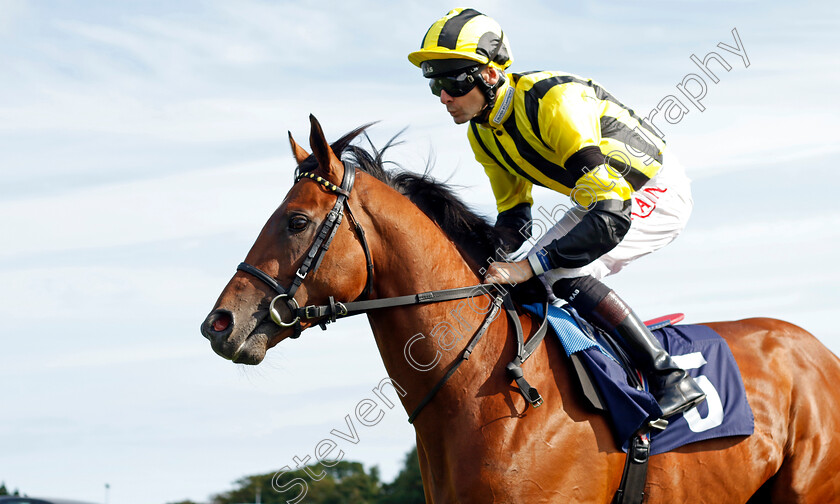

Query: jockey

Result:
[408,8,705,418]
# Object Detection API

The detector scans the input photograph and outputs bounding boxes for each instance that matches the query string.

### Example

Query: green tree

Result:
[0,483,21,497]
[377,447,425,504]
[211,461,382,504]
[203,446,426,504]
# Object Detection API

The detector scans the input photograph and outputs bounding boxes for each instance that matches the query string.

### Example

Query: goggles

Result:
[429,69,482,97]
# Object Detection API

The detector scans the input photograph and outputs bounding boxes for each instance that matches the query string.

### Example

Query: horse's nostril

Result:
[203,310,234,341]
[213,312,232,332]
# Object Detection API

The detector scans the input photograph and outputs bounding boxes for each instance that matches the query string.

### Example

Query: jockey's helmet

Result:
[408,8,513,77]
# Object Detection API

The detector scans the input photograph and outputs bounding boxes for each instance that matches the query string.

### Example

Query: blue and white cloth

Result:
[524,304,755,455]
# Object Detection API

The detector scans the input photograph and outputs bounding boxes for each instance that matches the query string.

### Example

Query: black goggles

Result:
[429,69,481,98]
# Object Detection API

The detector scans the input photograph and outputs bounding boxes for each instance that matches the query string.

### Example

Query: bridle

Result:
[237,160,500,337]
[237,161,373,339]
[235,160,548,422]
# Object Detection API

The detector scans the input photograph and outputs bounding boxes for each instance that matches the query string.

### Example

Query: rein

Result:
[236,161,548,422]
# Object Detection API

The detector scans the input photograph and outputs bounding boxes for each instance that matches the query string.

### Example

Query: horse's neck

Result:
[352,179,598,496]
[365,197,479,297]
[359,188,509,414]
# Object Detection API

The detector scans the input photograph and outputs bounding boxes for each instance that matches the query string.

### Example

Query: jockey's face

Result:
[438,67,499,124]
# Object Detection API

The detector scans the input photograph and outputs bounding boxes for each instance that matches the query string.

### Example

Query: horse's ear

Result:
[288,131,310,165]
[308,114,344,184]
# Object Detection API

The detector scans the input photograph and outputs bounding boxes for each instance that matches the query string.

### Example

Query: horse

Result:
[200,115,840,503]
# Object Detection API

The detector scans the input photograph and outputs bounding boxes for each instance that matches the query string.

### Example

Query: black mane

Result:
[300,125,507,266]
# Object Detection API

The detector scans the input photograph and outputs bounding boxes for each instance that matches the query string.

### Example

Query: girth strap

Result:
[614,433,650,504]
[613,422,670,504]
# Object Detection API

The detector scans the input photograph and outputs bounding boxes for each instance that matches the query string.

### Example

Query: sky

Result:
[1,0,839,503]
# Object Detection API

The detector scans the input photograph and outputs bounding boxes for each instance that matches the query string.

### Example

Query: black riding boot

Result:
[591,291,706,418]
[553,276,706,419]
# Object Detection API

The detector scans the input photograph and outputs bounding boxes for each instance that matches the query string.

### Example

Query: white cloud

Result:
[0,158,285,258]
[0,0,28,34]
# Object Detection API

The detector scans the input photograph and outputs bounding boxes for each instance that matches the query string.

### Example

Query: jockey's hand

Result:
[483,259,535,285]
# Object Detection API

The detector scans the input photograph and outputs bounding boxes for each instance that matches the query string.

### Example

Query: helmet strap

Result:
[473,31,506,123]
[474,71,506,123]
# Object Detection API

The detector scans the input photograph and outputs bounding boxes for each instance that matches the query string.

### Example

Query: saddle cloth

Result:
[523,303,755,455]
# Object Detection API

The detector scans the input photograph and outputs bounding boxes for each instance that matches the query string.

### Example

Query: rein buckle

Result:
[304,305,321,319]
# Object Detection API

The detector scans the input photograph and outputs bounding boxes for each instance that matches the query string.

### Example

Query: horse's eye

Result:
[288,215,309,232]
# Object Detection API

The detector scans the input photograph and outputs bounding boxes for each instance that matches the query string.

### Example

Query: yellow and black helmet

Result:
[408,8,513,78]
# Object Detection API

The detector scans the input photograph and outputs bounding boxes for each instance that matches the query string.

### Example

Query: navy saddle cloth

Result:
[524,304,755,455]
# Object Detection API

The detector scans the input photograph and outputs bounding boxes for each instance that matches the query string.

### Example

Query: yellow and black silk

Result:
[470,71,667,270]
[408,7,512,71]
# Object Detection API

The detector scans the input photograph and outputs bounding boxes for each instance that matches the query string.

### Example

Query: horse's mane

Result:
[298,125,507,267]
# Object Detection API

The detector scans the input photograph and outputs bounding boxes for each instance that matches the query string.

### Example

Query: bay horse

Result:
[201,116,840,503]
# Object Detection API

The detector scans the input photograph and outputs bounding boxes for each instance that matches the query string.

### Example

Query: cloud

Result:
[0,0,28,35]
[0,157,284,258]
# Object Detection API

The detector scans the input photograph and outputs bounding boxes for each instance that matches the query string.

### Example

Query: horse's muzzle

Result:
[200,308,275,364]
